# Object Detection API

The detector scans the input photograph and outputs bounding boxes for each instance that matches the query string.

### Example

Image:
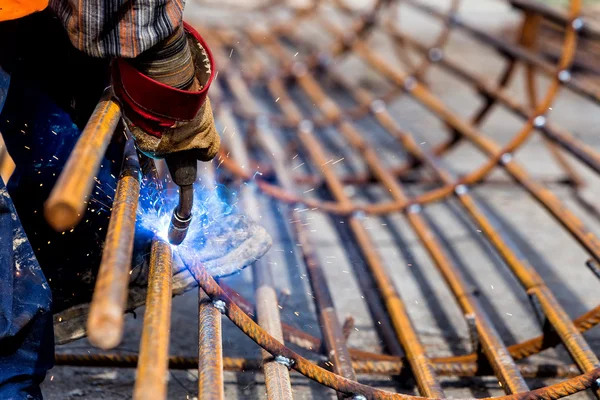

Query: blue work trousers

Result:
[0,11,115,399]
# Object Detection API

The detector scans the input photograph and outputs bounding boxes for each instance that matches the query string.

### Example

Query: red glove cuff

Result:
[112,22,215,138]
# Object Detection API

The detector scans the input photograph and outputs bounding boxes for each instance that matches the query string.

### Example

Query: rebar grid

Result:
[23,0,600,398]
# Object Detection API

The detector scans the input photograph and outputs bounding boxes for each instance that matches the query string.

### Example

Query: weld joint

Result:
[292,62,307,77]
[370,99,386,114]
[572,17,584,31]
[428,47,443,62]
[455,184,468,196]
[274,355,295,369]
[500,153,513,165]
[317,51,333,67]
[213,299,227,314]
[558,70,571,83]
[407,204,422,214]
[403,76,417,92]
[256,114,270,129]
[533,115,547,128]
[299,119,314,133]
[448,13,461,26]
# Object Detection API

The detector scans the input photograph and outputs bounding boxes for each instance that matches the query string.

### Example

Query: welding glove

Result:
[112,23,220,161]
[53,212,272,344]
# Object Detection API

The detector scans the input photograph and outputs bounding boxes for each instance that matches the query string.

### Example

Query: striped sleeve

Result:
[49,0,185,58]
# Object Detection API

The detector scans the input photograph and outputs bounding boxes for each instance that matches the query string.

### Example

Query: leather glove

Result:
[112,23,220,161]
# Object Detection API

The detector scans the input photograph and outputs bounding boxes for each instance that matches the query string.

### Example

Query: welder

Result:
[0,1,270,399]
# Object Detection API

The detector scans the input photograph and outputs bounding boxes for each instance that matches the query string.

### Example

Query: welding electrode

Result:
[166,154,197,245]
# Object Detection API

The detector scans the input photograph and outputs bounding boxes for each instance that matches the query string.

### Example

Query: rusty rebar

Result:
[133,238,173,400]
[219,275,600,366]
[257,121,359,384]
[45,89,122,231]
[509,0,600,40]
[87,137,140,350]
[54,351,583,379]
[382,24,600,177]
[248,32,447,397]
[198,289,225,400]
[403,0,598,104]
[210,34,356,396]
[309,17,600,398]
[188,258,600,400]
[206,3,600,396]
[44,1,600,398]
[217,102,293,399]
[292,67,528,394]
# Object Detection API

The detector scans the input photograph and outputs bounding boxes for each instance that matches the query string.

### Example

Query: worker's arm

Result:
[50,1,220,245]
[49,0,219,161]
[49,0,184,59]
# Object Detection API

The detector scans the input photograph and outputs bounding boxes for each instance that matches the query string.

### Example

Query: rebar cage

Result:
[5,0,600,398]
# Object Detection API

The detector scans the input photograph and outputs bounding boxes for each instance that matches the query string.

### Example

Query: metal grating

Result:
[12,0,600,398]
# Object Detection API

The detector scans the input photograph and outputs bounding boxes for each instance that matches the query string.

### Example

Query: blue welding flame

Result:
[135,174,239,251]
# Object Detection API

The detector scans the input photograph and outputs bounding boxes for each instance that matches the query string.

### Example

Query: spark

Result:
[292,163,304,170]
[136,175,240,264]
[331,157,344,165]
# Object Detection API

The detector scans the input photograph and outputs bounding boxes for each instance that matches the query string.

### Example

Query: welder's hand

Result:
[112,23,220,161]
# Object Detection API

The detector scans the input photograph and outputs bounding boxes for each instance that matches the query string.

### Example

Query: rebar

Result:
[46,0,600,398]
[44,89,121,231]
[87,137,141,349]
[133,238,173,400]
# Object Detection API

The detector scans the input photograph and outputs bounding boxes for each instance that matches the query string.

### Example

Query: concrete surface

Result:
[42,1,600,399]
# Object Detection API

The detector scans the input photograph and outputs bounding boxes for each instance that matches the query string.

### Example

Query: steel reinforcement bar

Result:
[47,0,600,399]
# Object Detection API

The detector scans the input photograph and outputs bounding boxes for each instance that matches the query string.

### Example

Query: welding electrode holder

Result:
[166,153,197,245]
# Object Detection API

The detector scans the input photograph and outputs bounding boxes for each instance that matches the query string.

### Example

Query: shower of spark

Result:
[135,173,239,257]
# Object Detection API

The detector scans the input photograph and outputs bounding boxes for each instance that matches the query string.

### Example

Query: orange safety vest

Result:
[0,0,48,22]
